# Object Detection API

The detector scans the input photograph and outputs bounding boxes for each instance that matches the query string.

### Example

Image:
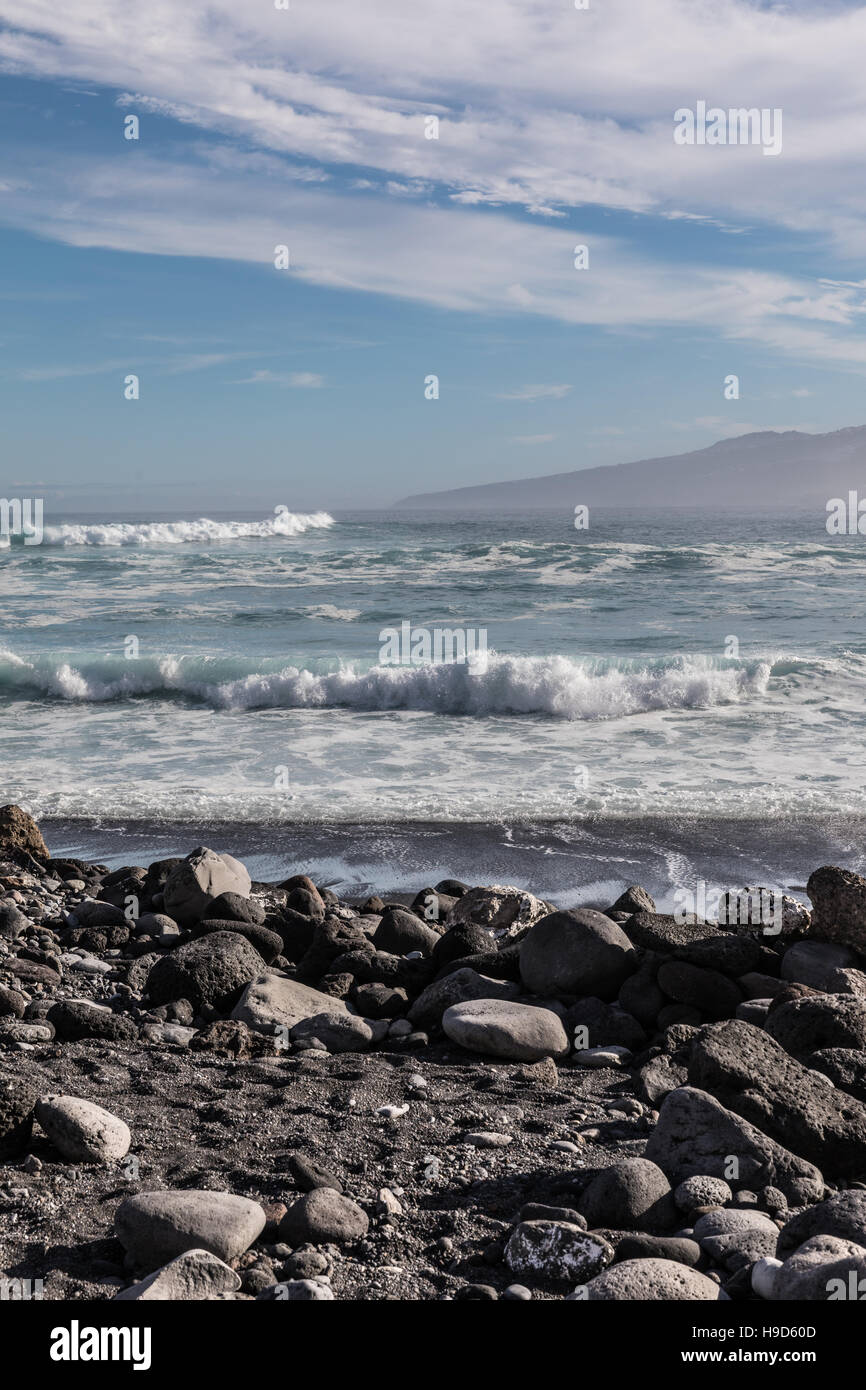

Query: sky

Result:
[1,0,866,510]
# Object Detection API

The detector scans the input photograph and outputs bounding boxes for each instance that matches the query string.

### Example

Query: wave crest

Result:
[0,649,771,720]
[40,512,334,547]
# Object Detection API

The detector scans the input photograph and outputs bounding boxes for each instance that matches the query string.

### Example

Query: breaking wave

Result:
[38,512,334,547]
[0,649,772,720]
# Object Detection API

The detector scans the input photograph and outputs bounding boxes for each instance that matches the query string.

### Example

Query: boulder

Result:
[35,1095,130,1164]
[581,1258,725,1300]
[505,1222,613,1283]
[808,1048,866,1103]
[771,1234,866,1301]
[618,953,666,1029]
[645,1086,823,1203]
[115,1190,266,1270]
[576,1159,676,1233]
[806,865,866,953]
[781,940,858,990]
[163,847,251,923]
[279,1189,369,1245]
[0,804,48,860]
[290,1012,373,1052]
[442,998,570,1061]
[407,967,520,1031]
[115,1249,241,1301]
[208,892,266,925]
[145,933,264,1013]
[373,908,440,956]
[446,885,548,940]
[231,973,348,1034]
[47,1000,138,1044]
[656,961,742,1020]
[689,1018,866,1175]
[623,912,723,954]
[777,1191,866,1258]
[764,993,866,1058]
[607,885,656,916]
[519,908,635,1000]
[192,919,283,964]
[566,997,646,1050]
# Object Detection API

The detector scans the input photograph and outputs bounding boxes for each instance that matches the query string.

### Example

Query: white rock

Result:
[751,1256,783,1300]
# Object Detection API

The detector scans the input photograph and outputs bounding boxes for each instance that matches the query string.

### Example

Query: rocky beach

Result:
[2,801,866,1306]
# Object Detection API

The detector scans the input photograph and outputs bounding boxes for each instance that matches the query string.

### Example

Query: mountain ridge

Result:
[396,425,866,509]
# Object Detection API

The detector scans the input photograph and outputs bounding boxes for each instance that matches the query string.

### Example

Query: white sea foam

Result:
[0,648,772,719]
[40,512,335,547]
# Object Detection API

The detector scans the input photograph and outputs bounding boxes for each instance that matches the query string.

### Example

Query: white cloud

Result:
[233,370,325,388]
[2,0,866,370]
[498,384,573,401]
[1,0,866,248]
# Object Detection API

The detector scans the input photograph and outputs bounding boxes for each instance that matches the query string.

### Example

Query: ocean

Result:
[3,505,865,903]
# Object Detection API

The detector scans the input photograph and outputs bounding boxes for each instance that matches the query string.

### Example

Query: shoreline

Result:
[41,812,866,909]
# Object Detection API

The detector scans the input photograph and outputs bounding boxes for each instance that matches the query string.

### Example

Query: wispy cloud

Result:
[498,384,573,402]
[232,370,325,388]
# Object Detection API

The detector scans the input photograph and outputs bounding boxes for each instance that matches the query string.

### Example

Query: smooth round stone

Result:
[751,1256,783,1300]
[502,1284,533,1300]
[115,1190,266,1269]
[442,998,569,1062]
[35,1095,131,1164]
[279,1188,369,1246]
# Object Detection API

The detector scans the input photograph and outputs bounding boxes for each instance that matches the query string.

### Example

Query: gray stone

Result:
[290,1012,373,1052]
[442,998,569,1061]
[806,865,866,953]
[645,1086,824,1204]
[781,940,858,990]
[279,1188,369,1245]
[582,1258,725,1300]
[771,1234,866,1301]
[407,968,519,1031]
[674,1175,732,1212]
[764,994,866,1058]
[163,847,251,923]
[689,1019,866,1176]
[115,1249,241,1300]
[232,973,348,1034]
[577,1159,675,1233]
[657,961,742,1021]
[35,1095,130,1164]
[777,1191,866,1258]
[372,908,439,956]
[115,1190,266,1270]
[446,885,548,940]
[520,908,635,999]
[145,932,264,1012]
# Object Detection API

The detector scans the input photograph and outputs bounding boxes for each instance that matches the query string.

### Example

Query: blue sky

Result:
[1,0,866,509]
